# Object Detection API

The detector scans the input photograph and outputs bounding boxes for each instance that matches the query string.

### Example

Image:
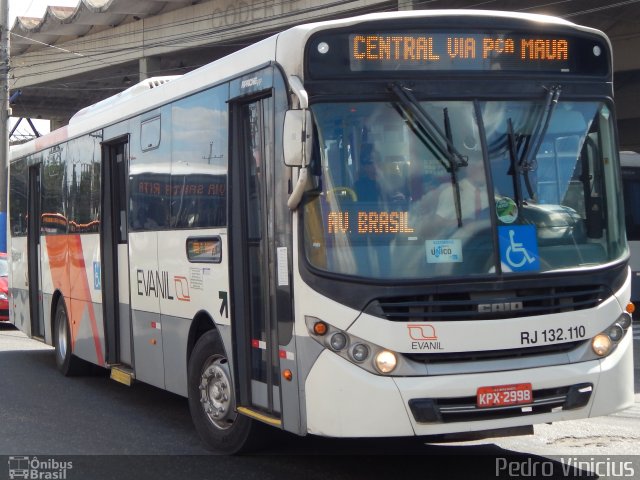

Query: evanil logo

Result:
[407,324,445,351]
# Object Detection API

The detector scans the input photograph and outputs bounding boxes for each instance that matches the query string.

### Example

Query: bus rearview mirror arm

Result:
[287,166,309,210]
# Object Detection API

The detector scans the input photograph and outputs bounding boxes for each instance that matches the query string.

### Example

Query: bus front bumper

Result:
[303,331,634,438]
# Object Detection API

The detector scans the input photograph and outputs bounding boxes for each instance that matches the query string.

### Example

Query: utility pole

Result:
[0,0,8,252]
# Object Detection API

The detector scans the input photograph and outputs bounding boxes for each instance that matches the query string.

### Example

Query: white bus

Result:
[7,10,635,453]
[621,151,640,303]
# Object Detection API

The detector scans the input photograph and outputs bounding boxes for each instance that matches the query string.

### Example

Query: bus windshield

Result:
[303,98,626,279]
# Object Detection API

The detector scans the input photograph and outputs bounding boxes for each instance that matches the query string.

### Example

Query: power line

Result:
[10,0,377,84]
[10,1,302,73]
[8,0,639,89]
[10,0,319,57]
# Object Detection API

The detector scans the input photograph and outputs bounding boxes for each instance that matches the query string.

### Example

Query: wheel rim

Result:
[56,310,68,361]
[199,354,237,430]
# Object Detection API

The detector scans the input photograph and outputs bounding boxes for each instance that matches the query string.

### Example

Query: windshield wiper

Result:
[389,83,468,226]
[519,85,562,200]
[506,118,525,207]
[389,83,468,170]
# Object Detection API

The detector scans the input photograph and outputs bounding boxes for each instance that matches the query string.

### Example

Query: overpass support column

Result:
[139,56,161,80]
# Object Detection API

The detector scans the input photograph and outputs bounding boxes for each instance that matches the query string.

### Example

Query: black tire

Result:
[53,300,91,376]
[188,329,265,454]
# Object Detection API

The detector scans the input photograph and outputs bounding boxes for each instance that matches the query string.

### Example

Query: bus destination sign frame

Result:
[306,28,609,78]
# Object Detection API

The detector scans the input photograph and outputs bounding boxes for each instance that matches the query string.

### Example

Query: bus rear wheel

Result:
[188,329,261,454]
[53,300,90,376]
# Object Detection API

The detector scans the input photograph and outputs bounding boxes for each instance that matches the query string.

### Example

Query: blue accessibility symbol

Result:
[498,225,540,272]
[93,261,101,290]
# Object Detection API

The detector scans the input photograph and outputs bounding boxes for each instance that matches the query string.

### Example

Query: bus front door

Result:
[230,96,282,424]
[27,165,45,338]
[101,138,133,368]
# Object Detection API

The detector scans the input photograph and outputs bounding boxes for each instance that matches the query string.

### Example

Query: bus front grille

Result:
[370,285,608,321]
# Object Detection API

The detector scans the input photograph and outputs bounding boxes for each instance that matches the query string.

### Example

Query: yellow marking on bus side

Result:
[110,367,134,386]
[237,407,282,426]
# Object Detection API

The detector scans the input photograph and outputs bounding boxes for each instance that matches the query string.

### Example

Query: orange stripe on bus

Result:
[46,234,105,365]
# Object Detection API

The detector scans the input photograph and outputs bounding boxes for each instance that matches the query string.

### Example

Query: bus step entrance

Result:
[236,406,282,427]
[110,365,135,387]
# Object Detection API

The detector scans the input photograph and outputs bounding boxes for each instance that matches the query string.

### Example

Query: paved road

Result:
[1,323,639,480]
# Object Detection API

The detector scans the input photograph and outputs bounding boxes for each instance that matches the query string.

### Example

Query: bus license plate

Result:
[476,383,532,408]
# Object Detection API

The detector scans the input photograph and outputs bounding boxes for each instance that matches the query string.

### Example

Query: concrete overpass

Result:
[8,0,640,151]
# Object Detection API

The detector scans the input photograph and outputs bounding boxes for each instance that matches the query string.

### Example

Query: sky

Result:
[10,0,79,24]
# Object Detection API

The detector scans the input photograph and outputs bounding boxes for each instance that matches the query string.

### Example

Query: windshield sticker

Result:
[496,197,518,224]
[498,225,540,272]
[426,239,463,263]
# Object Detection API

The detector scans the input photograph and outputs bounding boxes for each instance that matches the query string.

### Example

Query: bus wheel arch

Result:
[186,311,215,364]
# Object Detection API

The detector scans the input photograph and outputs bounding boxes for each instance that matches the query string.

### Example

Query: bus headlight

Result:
[305,316,402,375]
[375,350,397,374]
[606,324,624,342]
[591,313,632,357]
[591,334,612,357]
[329,332,348,351]
[350,343,369,363]
[618,312,632,330]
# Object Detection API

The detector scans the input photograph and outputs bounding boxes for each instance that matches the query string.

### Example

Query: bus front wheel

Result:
[188,329,261,454]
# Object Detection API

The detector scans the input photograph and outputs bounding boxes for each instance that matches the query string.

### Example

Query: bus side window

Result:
[141,117,161,151]
[9,158,28,236]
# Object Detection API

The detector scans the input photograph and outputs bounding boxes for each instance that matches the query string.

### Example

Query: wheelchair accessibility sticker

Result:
[498,225,540,272]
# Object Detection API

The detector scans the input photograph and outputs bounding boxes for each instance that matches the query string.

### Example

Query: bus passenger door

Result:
[101,138,132,367]
[27,165,45,338]
[230,96,282,423]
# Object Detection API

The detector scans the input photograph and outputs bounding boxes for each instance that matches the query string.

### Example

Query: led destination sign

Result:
[350,33,571,71]
[307,29,609,77]
[326,209,415,235]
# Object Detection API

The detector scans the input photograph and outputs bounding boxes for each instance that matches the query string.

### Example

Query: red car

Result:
[0,253,8,321]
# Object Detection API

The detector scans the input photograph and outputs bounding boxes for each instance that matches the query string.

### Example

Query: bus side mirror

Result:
[283,109,313,167]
